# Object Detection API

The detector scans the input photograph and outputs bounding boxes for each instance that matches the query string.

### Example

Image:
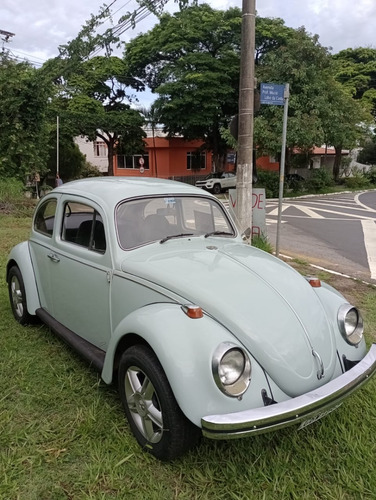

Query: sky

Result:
[1,0,376,64]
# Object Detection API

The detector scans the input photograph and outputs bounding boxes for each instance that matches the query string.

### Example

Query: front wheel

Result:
[8,266,34,325]
[212,183,221,194]
[118,345,200,460]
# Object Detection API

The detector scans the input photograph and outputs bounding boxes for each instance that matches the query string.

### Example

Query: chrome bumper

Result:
[201,344,376,439]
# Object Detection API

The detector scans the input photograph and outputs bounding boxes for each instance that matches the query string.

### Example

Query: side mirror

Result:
[241,227,251,241]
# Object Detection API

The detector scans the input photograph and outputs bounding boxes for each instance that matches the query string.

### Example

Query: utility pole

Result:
[236,0,256,240]
[0,29,15,53]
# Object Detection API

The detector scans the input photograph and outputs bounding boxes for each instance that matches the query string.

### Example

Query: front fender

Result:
[102,303,270,427]
[7,242,40,315]
[313,282,367,361]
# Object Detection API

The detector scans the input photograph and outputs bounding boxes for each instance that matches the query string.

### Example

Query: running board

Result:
[36,308,105,373]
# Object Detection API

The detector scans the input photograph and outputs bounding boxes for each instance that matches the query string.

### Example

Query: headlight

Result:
[338,304,364,346]
[212,342,251,398]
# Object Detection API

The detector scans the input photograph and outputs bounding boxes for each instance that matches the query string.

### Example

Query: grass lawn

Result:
[1,213,376,500]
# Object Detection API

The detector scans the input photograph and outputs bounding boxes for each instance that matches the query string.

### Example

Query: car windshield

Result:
[204,173,221,180]
[116,196,235,249]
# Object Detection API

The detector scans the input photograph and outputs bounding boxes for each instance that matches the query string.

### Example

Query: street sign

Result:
[260,83,285,106]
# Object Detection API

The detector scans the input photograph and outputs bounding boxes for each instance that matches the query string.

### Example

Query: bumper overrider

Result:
[202,343,376,439]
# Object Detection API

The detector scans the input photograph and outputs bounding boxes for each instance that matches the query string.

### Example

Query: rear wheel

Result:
[8,266,34,325]
[118,345,200,460]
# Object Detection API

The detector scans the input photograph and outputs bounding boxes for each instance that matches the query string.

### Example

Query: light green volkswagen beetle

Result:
[7,177,376,460]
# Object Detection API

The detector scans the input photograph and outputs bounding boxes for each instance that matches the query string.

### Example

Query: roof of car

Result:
[53,176,213,209]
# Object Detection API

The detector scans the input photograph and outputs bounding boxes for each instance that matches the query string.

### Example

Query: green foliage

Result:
[0,178,24,202]
[358,138,376,165]
[255,170,280,198]
[252,234,273,253]
[333,48,376,117]
[48,55,146,176]
[0,55,53,180]
[365,166,376,184]
[124,4,242,167]
[46,134,86,182]
[255,27,331,156]
[306,169,334,192]
[343,174,371,189]
[78,162,103,178]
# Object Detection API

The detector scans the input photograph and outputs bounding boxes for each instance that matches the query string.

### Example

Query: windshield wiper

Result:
[204,231,233,238]
[160,233,194,244]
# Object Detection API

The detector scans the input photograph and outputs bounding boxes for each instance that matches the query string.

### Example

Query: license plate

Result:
[298,403,342,430]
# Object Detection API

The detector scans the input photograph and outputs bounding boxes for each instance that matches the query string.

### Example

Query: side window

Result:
[62,202,106,253]
[34,199,57,236]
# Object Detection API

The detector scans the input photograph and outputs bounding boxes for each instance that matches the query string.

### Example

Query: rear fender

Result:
[102,303,270,426]
[7,242,40,315]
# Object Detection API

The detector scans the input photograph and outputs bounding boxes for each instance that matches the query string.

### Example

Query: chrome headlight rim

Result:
[212,342,251,398]
[338,304,364,346]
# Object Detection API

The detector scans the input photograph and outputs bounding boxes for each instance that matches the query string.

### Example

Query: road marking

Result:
[355,192,376,213]
[361,220,376,280]
[268,204,293,216]
[268,204,376,221]
[295,200,371,212]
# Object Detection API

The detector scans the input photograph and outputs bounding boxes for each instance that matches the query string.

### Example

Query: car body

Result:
[195,171,237,194]
[7,177,376,460]
[286,173,305,184]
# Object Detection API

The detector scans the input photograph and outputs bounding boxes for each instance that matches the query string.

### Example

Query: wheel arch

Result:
[6,242,40,315]
[101,303,268,427]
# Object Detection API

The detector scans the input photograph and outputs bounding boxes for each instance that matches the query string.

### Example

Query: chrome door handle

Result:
[47,252,60,263]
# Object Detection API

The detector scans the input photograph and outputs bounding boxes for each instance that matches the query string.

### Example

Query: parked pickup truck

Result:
[195,172,236,194]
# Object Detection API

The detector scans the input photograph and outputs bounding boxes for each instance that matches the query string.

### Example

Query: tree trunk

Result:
[333,144,342,182]
[107,140,114,176]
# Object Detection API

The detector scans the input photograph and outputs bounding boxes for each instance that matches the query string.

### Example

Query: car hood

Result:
[121,239,338,397]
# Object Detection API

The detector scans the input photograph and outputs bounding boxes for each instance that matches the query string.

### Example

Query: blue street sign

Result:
[260,83,285,106]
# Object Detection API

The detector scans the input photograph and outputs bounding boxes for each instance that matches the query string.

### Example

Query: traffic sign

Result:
[260,83,285,106]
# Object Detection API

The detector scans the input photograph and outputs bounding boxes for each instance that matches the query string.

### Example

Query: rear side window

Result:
[34,199,57,236]
[62,202,106,253]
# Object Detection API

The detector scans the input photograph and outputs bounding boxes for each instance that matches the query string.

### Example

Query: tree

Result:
[333,48,376,117]
[254,27,333,164]
[47,55,146,176]
[318,78,372,181]
[358,136,376,165]
[139,104,161,176]
[0,54,53,179]
[124,4,242,170]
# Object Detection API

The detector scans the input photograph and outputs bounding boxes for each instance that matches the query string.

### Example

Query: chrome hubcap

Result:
[10,276,24,318]
[125,366,163,443]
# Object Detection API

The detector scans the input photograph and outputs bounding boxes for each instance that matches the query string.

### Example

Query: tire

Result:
[212,183,221,194]
[118,345,201,460]
[8,266,34,325]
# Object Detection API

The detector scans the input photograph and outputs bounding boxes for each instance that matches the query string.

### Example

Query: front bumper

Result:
[202,343,376,439]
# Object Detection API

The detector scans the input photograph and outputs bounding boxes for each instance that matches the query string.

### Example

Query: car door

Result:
[28,196,59,313]
[222,173,235,190]
[48,198,112,350]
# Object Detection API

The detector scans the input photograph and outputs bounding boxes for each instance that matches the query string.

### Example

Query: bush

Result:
[255,170,280,198]
[343,174,370,189]
[252,234,273,253]
[364,167,376,185]
[305,169,333,192]
[77,162,103,179]
[0,178,24,202]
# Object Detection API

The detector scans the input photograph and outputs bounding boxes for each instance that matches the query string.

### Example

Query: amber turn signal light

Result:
[308,278,321,288]
[182,305,203,319]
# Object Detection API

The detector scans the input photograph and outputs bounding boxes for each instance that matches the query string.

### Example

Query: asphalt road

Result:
[265,190,376,283]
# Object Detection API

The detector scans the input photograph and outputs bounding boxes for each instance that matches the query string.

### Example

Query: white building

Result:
[74,136,108,173]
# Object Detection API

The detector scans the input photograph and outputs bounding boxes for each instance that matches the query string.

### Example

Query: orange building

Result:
[113,136,213,178]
